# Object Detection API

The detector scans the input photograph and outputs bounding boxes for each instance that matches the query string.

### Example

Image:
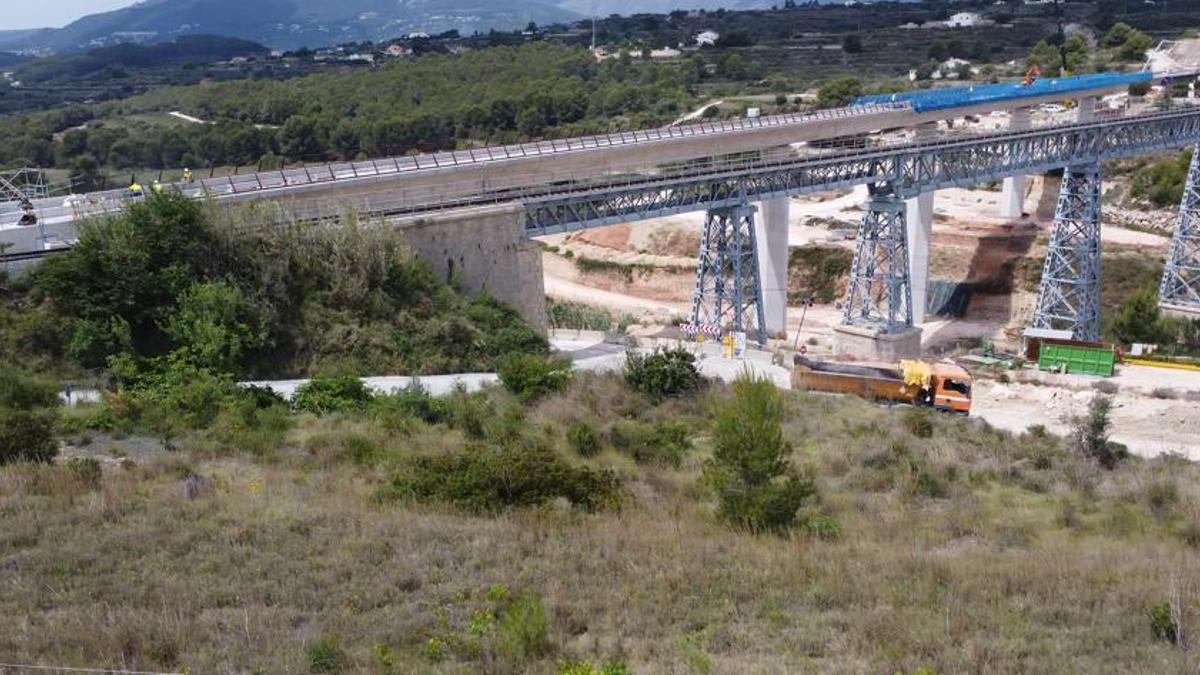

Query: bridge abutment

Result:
[392,204,548,335]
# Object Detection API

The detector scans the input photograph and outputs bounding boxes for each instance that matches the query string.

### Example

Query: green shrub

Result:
[445,387,493,440]
[66,457,102,487]
[292,375,374,415]
[307,636,349,673]
[1146,481,1180,519]
[547,301,613,331]
[371,383,450,424]
[704,374,816,534]
[903,407,934,438]
[498,353,573,401]
[0,370,60,411]
[0,409,59,465]
[609,420,691,467]
[558,660,629,675]
[209,398,291,456]
[383,444,622,513]
[498,592,549,661]
[566,420,601,457]
[1149,602,1179,644]
[624,348,701,401]
[804,514,842,540]
[1071,394,1126,469]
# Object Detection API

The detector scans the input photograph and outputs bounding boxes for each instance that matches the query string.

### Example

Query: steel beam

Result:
[525,109,1200,234]
[1030,165,1103,341]
[1160,144,1200,314]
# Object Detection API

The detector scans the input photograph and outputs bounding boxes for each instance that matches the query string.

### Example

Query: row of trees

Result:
[0,43,694,172]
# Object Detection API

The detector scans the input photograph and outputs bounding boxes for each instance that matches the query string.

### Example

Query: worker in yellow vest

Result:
[152,179,164,193]
[182,167,194,183]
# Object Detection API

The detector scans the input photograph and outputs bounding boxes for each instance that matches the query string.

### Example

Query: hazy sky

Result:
[7,0,134,30]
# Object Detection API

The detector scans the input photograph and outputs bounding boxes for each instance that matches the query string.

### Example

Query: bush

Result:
[805,514,842,540]
[66,457,103,487]
[371,383,450,425]
[0,370,60,411]
[307,636,349,673]
[566,420,601,457]
[704,373,816,534]
[498,353,572,401]
[292,375,374,415]
[0,409,59,465]
[547,301,613,331]
[624,348,701,401]
[559,660,629,675]
[1071,394,1126,469]
[383,444,622,513]
[1149,602,1179,644]
[498,593,549,661]
[903,407,934,438]
[609,419,691,467]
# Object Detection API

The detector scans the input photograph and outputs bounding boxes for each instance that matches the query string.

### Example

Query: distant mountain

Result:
[0,0,581,53]
[14,35,269,84]
[558,0,775,15]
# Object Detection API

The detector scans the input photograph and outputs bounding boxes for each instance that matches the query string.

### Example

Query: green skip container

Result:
[1037,342,1117,377]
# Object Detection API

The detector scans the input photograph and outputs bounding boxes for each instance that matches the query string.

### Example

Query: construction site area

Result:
[537,163,1200,458]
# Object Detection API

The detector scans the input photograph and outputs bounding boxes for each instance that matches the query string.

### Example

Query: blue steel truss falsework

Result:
[1160,143,1200,314]
[524,108,1200,235]
[844,188,912,332]
[690,202,767,345]
[1030,165,1103,342]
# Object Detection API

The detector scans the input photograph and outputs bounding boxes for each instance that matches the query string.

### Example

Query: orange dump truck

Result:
[792,357,973,414]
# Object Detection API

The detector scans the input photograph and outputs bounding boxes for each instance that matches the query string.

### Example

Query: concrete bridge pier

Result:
[905,122,939,326]
[905,191,933,326]
[755,197,790,338]
[1000,108,1031,220]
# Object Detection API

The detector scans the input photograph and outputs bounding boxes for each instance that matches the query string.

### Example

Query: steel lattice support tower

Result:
[843,188,913,332]
[1030,164,1103,341]
[690,203,767,345]
[1159,144,1200,314]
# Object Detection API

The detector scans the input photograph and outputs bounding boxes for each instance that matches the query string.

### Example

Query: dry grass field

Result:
[3,373,1200,674]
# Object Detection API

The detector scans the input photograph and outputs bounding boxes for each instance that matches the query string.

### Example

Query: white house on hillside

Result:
[695,30,720,46]
[946,12,983,27]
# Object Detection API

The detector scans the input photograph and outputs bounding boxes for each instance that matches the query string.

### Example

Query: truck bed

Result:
[792,357,915,403]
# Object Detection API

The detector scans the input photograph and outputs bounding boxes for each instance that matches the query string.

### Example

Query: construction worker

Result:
[182,167,193,183]
[152,179,164,193]
[128,181,144,198]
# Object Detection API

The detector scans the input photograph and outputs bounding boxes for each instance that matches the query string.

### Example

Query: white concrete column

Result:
[1001,108,1031,220]
[905,122,938,325]
[1077,96,1096,123]
[755,197,790,337]
[905,191,934,325]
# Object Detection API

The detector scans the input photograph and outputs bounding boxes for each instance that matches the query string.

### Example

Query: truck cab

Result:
[929,363,972,414]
